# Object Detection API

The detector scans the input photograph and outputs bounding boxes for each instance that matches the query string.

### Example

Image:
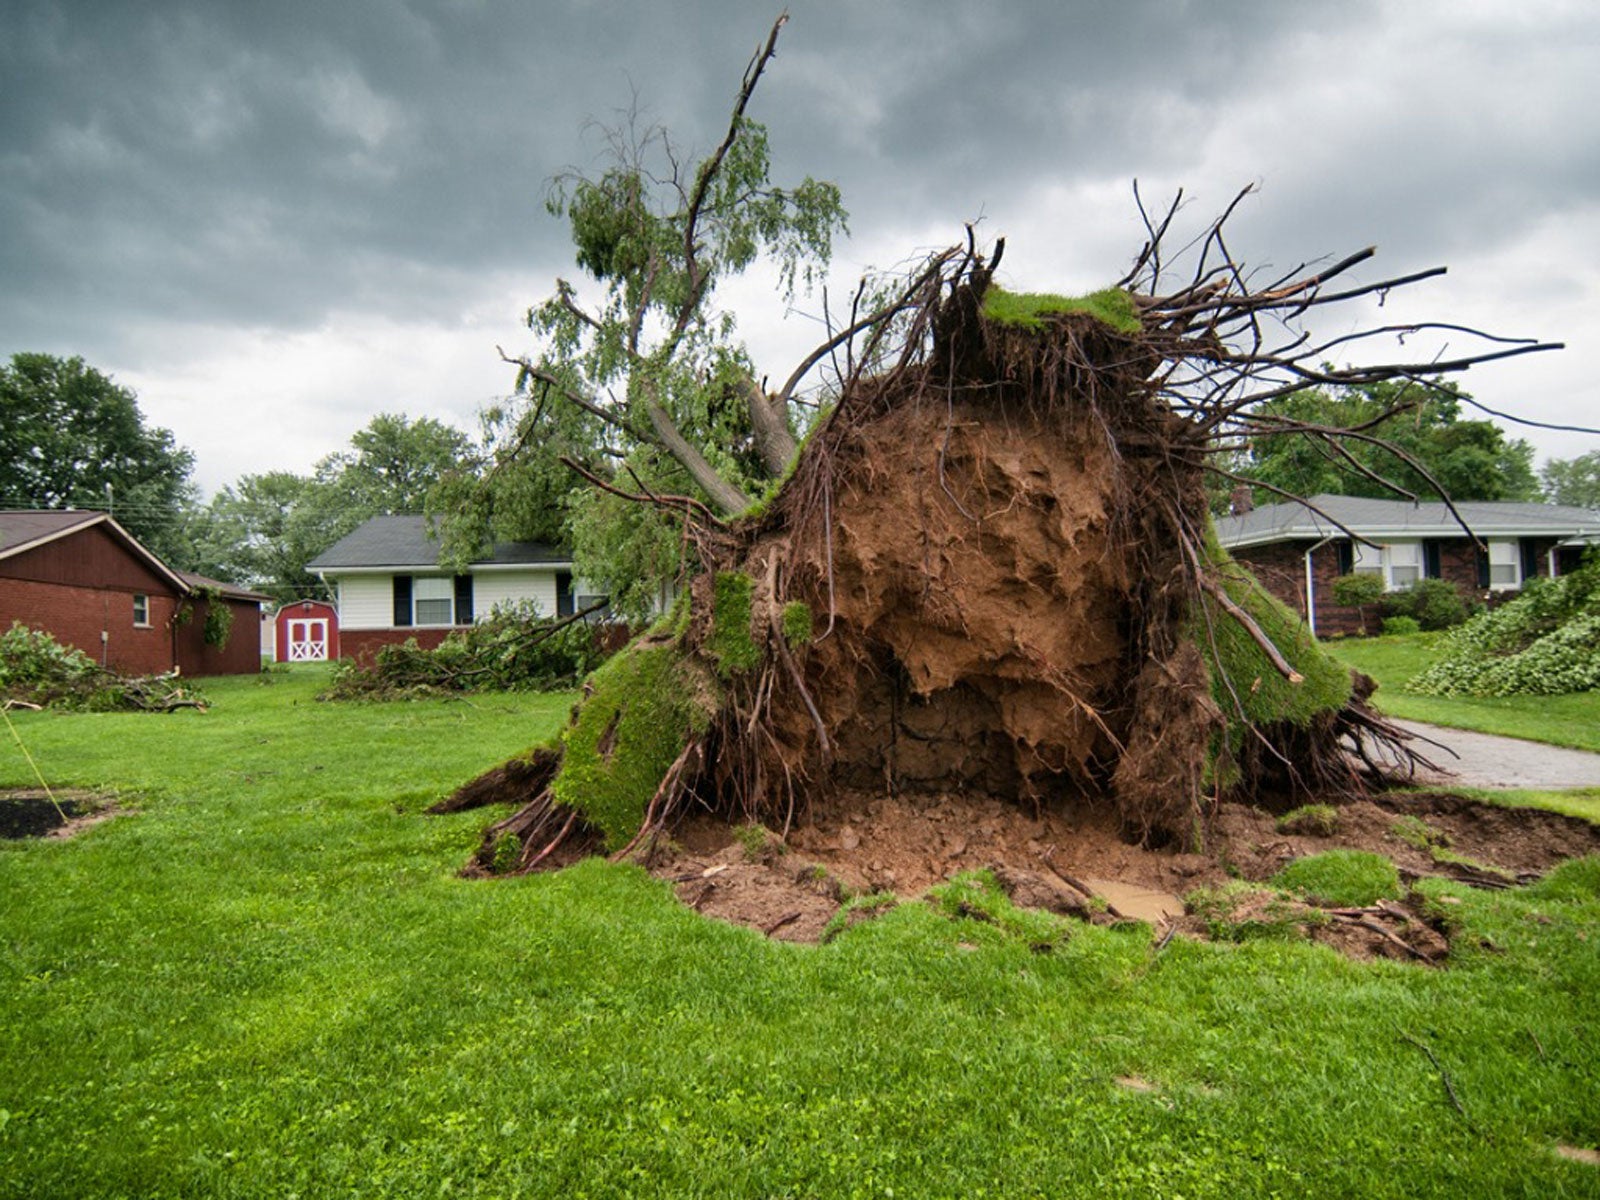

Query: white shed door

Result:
[287,619,329,661]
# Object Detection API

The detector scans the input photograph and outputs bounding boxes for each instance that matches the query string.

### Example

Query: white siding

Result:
[473,568,559,619]
[336,575,396,629]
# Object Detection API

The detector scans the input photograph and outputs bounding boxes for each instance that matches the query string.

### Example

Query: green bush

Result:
[1273,850,1402,907]
[1382,577,1473,631]
[322,602,616,699]
[1380,615,1421,636]
[1331,572,1384,609]
[1409,555,1600,696]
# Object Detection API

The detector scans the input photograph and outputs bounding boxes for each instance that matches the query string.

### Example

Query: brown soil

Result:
[645,788,1600,959]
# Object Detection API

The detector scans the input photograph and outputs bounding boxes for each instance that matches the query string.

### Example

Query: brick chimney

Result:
[1229,484,1255,516]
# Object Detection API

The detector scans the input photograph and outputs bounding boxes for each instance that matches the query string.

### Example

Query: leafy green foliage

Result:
[981,286,1142,334]
[549,643,715,847]
[1331,573,1384,609]
[1243,378,1539,504]
[0,352,198,563]
[321,602,612,699]
[1381,615,1422,636]
[1381,577,1475,631]
[1273,850,1402,907]
[0,622,203,711]
[1409,557,1600,696]
[1540,450,1600,509]
[197,413,472,603]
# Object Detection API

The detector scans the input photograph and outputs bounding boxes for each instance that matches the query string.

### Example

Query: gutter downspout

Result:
[1305,536,1336,638]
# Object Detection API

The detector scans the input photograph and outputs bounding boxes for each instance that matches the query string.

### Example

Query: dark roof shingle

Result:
[307,515,568,571]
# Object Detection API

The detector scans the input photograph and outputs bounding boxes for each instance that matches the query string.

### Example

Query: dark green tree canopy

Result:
[0,352,198,560]
[195,413,472,604]
[1241,378,1539,506]
[1540,450,1600,510]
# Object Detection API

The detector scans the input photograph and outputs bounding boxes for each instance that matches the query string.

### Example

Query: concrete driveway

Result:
[1391,719,1600,791]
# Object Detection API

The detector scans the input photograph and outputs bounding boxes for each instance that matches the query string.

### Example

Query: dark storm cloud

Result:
[2,0,1595,487]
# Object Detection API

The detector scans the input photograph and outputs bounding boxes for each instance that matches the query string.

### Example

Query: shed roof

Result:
[307,515,569,571]
[1215,494,1600,550]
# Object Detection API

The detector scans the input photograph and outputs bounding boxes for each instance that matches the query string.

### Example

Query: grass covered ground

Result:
[3,668,1599,1197]
[1329,632,1600,753]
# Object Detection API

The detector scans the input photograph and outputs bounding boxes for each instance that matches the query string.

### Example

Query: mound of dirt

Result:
[0,789,118,839]
[645,788,1600,959]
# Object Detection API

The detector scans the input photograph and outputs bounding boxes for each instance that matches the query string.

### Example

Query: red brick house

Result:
[1214,494,1600,637]
[0,510,267,676]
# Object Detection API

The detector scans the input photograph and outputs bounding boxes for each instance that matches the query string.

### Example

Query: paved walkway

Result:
[1391,719,1600,791]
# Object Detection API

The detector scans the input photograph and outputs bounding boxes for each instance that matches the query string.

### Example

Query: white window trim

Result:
[1487,539,1521,591]
[1352,541,1422,593]
[133,593,150,627]
[412,576,455,627]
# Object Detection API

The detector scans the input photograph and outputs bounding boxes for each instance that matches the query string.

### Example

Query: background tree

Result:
[197,413,472,604]
[1540,450,1600,509]
[0,352,199,562]
[1241,378,1538,506]
[447,16,849,614]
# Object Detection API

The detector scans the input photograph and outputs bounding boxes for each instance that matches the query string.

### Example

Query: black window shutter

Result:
[1335,541,1354,576]
[454,574,474,625]
[393,575,413,627]
[1475,550,1490,589]
[1423,540,1442,579]
[1520,539,1540,583]
[556,571,574,618]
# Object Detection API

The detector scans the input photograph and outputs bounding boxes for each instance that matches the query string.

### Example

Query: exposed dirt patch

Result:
[645,788,1600,955]
[0,789,119,839]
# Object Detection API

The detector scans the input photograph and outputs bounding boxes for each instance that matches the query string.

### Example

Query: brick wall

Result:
[340,627,460,664]
[0,576,180,675]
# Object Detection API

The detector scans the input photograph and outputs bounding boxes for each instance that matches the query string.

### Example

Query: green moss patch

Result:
[781,600,813,649]
[981,286,1142,335]
[1196,530,1352,734]
[549,644,714,848]
[707,571,760,676]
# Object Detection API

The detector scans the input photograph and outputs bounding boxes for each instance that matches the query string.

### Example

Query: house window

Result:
[1351,541,1421,591]
[413,576,455,625]
[1488,539,1521,590]
[133,594,150,626]
[1387,541,1421,589]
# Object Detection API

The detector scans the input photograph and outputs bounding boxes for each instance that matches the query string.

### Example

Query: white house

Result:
[308,515,598,660]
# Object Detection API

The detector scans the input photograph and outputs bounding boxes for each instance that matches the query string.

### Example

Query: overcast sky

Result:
[3,0,1597,497]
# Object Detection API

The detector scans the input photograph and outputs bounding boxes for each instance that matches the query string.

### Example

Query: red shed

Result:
[272,599,340,663]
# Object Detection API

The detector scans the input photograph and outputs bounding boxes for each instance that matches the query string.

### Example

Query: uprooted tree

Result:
[442,16,1559,872]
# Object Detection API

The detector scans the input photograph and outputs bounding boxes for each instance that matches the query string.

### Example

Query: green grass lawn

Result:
[1330,632,1600,753]
[3,668,1599,1197]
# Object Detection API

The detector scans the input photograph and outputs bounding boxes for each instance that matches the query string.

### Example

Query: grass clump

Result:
[549,643,714,847]
[1185,881,1313,942]
[1390,815,1450,852]
[820,891,898,942]
[1274,850,1402,907]
[707,571,760,676]
[981,285,1142,335]
[1277,804,1340,837]
[926,870,1071,950]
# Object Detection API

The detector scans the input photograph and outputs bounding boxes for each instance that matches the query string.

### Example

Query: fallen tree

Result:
[440,17,1558,874]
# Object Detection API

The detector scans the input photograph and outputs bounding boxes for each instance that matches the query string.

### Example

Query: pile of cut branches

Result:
[0,622,207,712]
[320,601,618,701]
